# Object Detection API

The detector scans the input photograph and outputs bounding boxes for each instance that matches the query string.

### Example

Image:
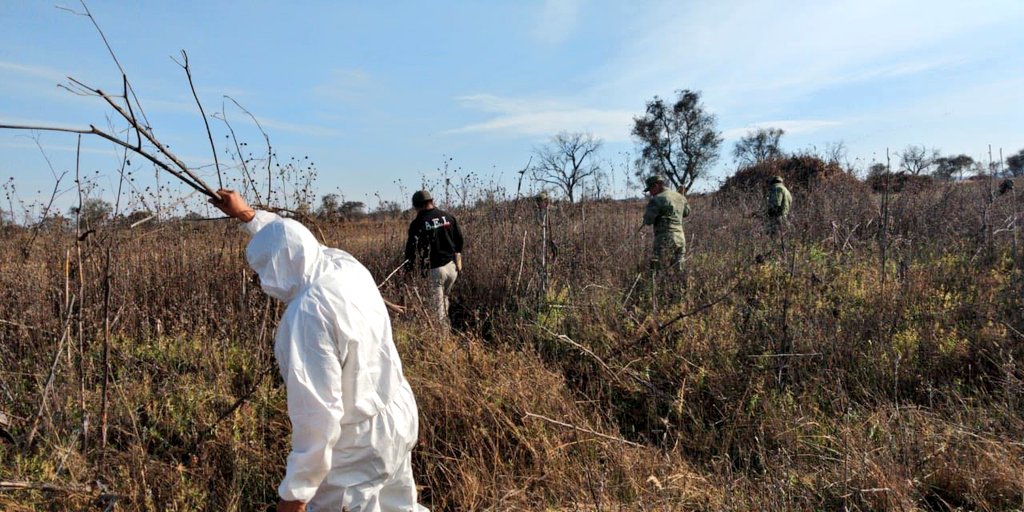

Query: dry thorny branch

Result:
[1,2,280,208]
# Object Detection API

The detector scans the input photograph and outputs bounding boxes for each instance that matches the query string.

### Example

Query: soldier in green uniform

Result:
[765,175,792,237]
[642,175,690,271]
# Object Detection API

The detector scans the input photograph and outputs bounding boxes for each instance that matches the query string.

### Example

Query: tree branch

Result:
[0,123,215,199]
[175,50,223,189]
[523,412,644,449]
[65,78,218,198]
[223,96,273,202]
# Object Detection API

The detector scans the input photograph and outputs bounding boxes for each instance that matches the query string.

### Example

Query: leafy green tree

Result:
[733,127,785,167]
[71,198,113,229]
[632,89,722,192]
[867,163,888,179]
[37,214,70,230]
[1007,148,1024,177]
[319,194,367,219]
[933,155,974,181]
[339,201,365,217]
[124,210,154,225]
[319,193,341,219]
[375,201,402,216]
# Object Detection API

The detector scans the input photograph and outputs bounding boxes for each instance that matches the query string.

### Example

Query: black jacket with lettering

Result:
[404,208,464,271]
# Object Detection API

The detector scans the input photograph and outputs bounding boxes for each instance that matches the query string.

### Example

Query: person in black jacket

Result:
[404,190,463,330]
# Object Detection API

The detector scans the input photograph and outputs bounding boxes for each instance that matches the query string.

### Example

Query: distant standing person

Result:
[642,176,690,272]
[765,175,792,237]
[404,190,464,331]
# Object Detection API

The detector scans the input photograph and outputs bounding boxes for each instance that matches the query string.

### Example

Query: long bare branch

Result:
[65,77,218,197]
[73,0,152,130]
[21,170,68,261]
[0,123,214,199]
[25,296,76,449]
[213,103,263,205]
[224,95,273,201]
[175,50,222,189]
[75,79,218,197]
[523,412,644,448]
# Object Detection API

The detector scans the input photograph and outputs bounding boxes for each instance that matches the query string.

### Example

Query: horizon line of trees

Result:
[524,88,1023,203]
[5,87,1022,227]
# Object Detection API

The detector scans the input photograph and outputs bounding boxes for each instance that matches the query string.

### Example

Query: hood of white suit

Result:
[245,217,328,302]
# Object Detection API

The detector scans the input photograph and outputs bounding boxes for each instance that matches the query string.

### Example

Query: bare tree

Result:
[898,145,940,176]
[1007,148,1024,177]
[733,127,785,167]
[824,141,848,167]
[531,132,602,203]
[631,89,722,192]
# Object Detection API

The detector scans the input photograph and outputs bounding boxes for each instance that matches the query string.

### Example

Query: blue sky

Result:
[1,0,1023,217]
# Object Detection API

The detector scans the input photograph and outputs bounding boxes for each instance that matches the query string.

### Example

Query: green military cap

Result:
[643,175,666,192]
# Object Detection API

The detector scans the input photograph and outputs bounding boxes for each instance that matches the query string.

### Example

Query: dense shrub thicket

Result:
[866,172,937,194]
[719,155,865,195]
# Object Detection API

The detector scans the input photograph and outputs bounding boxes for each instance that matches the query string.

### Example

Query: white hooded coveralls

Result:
[243,211,427,511]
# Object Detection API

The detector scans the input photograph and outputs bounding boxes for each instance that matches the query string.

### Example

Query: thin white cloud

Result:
[592,0,1024,112]
[312,68,372,103]
[718,56,963,107]
[837,76,1024,157]
[0,140,120,157]
[137,97,346,138]
[533,0,583,45]
[836,57,966,85]
[453,94,569,114]
[197,85,251,99]
[0,122,218,169]
[0,60,66,82]
[446,94,633,141]
[722,120,843,140]
[255,117,345,138]
[142,97,198,115]
[450,1,1017,150]
[0,60,92,104]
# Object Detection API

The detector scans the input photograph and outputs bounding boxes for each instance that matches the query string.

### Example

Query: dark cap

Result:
[643,175,665,192]
[412,190,433,207]
[769,175,784,184]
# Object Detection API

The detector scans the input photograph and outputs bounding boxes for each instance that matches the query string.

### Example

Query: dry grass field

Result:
[2,169,1024,510]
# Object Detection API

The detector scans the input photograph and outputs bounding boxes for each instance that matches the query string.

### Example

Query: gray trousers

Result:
[428,261,458,329]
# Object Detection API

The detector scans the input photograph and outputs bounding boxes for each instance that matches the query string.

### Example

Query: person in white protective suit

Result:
[212,189,428,512]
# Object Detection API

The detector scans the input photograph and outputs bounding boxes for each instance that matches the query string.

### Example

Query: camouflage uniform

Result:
[765,177,792,236]
[643,177,690,271]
